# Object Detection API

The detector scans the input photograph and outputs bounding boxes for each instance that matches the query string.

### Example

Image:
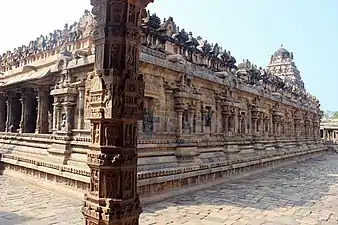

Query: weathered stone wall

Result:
[0,11,325,198]
[0,46,327,197]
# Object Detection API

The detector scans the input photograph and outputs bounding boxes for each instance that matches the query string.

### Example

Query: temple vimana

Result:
[0,10,326,199]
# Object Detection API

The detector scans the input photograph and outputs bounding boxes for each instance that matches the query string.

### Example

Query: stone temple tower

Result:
[267,45,305,91]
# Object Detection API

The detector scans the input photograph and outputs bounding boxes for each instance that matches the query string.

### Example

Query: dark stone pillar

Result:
[82,0,153,224]
[19,93,28,133]
[0,93,5,132]
[35,87,50,134]
[5,92,13,132]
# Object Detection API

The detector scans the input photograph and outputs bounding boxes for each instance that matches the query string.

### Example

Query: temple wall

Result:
[0,47,327,198]
[0,9,326,198]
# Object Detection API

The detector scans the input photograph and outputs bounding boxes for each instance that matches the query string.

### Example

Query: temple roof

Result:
[0,10,321,111]
[273,45,291,59]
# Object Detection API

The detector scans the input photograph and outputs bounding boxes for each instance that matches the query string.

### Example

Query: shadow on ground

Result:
[143,154,338,213]
[0,211,33,225]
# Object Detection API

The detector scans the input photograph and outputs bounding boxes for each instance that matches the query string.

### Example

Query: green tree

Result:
[333,111,338,119]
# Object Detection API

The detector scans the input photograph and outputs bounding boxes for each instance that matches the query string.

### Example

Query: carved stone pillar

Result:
[234,109,239,134]
[229,114,235,136]
[63,104,75,132]
[264,118,269,136]
[252,118,257,136]
[82,1,153,224]
[177,109,183,136]
[53,102,62,132]
[0,93,5,132]
[189,109,195,134]
[5,92,13,132]
[164,89,173,132]
[35,87,49,134]
[238,115,242,134]
[77,86,85,130]
[215,99,221,133]
[222,112,229,137]
[201,109,207,133]
[19,94,28,133]
[294,118,301,138]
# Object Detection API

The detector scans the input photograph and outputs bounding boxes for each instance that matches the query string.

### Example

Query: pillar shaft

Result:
[82,0,152,224]
[35,87,49,134]
[19,94,27,133]
[177,110,183,136]
[5,92,13,132]
[0,93,5,132]
[77,86,85,130]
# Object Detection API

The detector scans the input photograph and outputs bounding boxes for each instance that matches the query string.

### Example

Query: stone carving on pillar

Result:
[82,0,154,224]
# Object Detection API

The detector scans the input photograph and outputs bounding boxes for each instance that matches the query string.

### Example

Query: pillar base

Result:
[82,193,142,225]
[175,146,202,166]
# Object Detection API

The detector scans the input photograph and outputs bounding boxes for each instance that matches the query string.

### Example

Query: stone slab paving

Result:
[1,154,338,225]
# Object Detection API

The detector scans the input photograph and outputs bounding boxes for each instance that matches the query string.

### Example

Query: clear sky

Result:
[1,0,337,111]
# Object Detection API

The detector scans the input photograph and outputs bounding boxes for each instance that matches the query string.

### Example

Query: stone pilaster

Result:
[189,109,195,134]
[176,109,183,137]
[77,86,85,130]
[164,89,173,132]
[222,112,229,137]
[0,93,5,132]
[234,109,239,134]
[252,117,257,136]
[201,109,207,133]
[215,99,221,133]
[82,0,152,224]
[53,100,62,132]
[62,103,75,133]
[35,87,50,134]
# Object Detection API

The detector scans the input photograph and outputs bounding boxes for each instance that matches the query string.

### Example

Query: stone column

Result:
[77,86,85,130]
[222,112,229,136]
[201,109,207,133]
[176,109,183,136]
[5,92,13,132]
[215,99,221,133]
[35,87,49,134]
[0,93,5,132]
[63,104,75,132]
[252,118,257,136]
[189,109,195,134]
[259,118,264,135]
[164,89,172,132]
[53,100,62,132]
[83,1,152,224]
[238,116,242,134]
[19,93,28,133]
[234,109,239,134]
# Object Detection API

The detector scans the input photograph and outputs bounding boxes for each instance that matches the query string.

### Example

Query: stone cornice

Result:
[0,45,319,114]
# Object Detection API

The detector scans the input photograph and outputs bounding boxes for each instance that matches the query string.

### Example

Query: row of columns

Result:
[171,101,320,140]
[321,128,337,142]
[0,84,86,135]
[0,89,49,134]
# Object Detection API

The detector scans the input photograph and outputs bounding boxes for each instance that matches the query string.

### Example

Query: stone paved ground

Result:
[1,154,338,225]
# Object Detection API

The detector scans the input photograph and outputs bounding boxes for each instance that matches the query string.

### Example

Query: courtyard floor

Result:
[1,154,338,225]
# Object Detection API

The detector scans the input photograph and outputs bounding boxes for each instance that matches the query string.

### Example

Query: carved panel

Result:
[90,169,99,196]
[105,170,121,199]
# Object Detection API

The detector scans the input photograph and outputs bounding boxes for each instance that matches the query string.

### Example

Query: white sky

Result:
[0,0,92,53]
